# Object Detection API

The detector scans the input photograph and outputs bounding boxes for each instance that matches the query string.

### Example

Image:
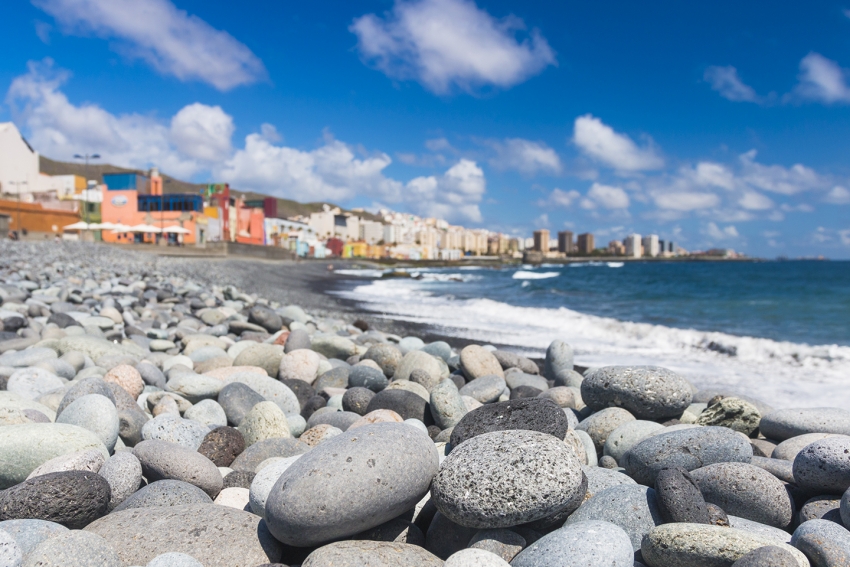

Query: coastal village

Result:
[0,122,741,261]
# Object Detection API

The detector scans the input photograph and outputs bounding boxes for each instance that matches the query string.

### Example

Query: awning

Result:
[63,222,92,231]
[129,224,162,233]
[162,225,191,234]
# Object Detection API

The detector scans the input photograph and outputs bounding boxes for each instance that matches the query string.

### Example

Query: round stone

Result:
[511,520,634,567]
[84,504,282,566]
[0,529,21,567]
[365,389,432,424]
[284,328,311,353]
[229,437,310,473]
[772,433,845,461]
[793,436,850,494]
[24,530,121,567]
[432,429,584,529]
[264,423,439,547]
[583,465,636,499]
[429,379,468,429]
[301,540,442,567]
[237,401,291,446]
[458,375,506,404]
[342,387,375,415]
[249,305,283,333]
[791,519,850,566]
[213,487,250,511]
[543,340,575,385]
[731,546,800,567]
[133,439,223,498]
[394,350,444,385]
[233,344,283,378]
[56,377,115,416]
[798,495,842,524]
[220,371,300,415]
[348,365,388,392]
[113,480,212,512]
[409,367,442,393]
[98,452,142,511]
[300,424,343,446]
[141,414,208,450]
[104,365,145,400]
[6,367,64,401]
[26,448,106,480]
[248,455,301,516]
[0,519,68,559]
[576,407,636,455]
[450,398,569,447]
[468,529,525,562]
[165,374,223,404]
[310,335,356,360]
[760,408,850,441]
[0,471,110,529]
[460,345,504,380]
[641,524,808,567]
[362,344,403,378]
[538,386,577,408]
[147,552,205,567]
[603,420,664,463]
[0,423,108,489]
[691,462,794,529]
[581,366,693,420]
[654,466,710,524]
[445,548,510,566]
[184,399,227,428]
[696,397,761,436]
[56,394,119,453]
[197,427,245,467]
[278,349,320,384]
[217,382,265,426]
[621,426,753,486]
[565,484,662,551]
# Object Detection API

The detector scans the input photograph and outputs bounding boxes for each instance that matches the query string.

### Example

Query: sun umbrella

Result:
[91,222,116,230]
[162,225,191,234]
[129,224,162,233]
[63,221,91,231]
[110,224,131,232]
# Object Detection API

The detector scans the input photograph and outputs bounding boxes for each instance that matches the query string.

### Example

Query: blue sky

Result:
[2,1,850,257]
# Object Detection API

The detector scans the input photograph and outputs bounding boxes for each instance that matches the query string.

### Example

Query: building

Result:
[383,224,400,244]
[624,234,642,258]
[533,229,550,253]
[608,240,625,255]
[0,123,40,198]
[642,234,660,257]
[668,241,676,253]
[308,209,335,239]
[359,220,384,245]
[577,233,595,255]
[558,231,574,254]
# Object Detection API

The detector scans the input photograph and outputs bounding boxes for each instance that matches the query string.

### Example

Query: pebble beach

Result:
[0,241,849,567]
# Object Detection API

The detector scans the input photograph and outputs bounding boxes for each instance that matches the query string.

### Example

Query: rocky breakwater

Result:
[0,241,847,566]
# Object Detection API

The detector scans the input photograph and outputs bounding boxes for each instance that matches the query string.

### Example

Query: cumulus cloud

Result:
[405,159,486,222]
[653,191,720,211]
[738,191,774,211]
[824,185,850,204]
[793,53,850,104]
[33,0,266,90]
[739,150,824,195]
[704,66,760,103]
[572,115,663,172]
[705,222,739,240]
[680,162,737,190]
[582,182,630,210]
[487,138,561,174]
[350,0,556,94]
[538,188,580,208]
[170,103,234,162]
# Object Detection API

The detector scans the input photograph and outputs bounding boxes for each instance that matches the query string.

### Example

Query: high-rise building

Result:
[359,220,383,245]
[558,231,574,254]
[577,233,595,255]
[659,239,666,253]
[383,224,399,244]
[668,241,676,253]
[624,234,642,258]
[608,240,625,255]
[533,229,550,252]
[642,234,660,257]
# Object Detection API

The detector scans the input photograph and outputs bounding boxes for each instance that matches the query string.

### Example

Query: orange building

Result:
[0,199,80,238]
[235,201,264,245]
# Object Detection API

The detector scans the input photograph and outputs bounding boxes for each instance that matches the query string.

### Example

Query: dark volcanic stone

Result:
[342,387,375,415]
[280,379,315,411]
[510,385,543,399]
[47,312,80,328]
[218,382,266,426]
[249,306,283,333]
[113,479,212,512]
[654,466,711,524]
[425,511,478,560]
[449,398,568,448]
[229,437,311,473]
[707,503,729,527]
[0,471,110,529]
[731,546,799,567]
[348,366,388,392]
[222,471,255,490]
[197,426,245,467]
[301,395,327,419]
[365,389,433,425]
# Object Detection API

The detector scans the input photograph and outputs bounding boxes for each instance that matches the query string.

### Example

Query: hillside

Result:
[39,156,382,222]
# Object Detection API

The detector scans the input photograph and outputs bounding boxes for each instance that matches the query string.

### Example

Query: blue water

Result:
[405,261,850,347]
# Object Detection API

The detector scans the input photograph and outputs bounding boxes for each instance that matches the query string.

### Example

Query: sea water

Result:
[334,261,850,408]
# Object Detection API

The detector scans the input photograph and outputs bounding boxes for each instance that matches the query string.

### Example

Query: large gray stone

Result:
[184,399,227,428]
[362,344,402,378]
[565,484,663,551]
[761,408,850,442]
[394,350,444,384]
[56,377,115,416]
[791,519,850,567]
[302,540,442,567]
[511,520,634,567]
[429,379,468,429]
[450,398,569,447]
[582,366,693,420]
[793,436,850,494]
[0,519,67,560]
[221,371,299,415]
[229,437,310,472]
[583,465,637,500]
[543,340,574,385]
[603,420,664,463]
[133,440,223,498]
[56,394,119,453]
[576,407,636,455]
[731,546,800,567]
[165,374,223,404]
[264,423,438,547]
[248,455,301,517]
[141,414,208,450]
[218,382,266,426]
[0,529,21,567]
[23,530,120,567]
[460,345,504,380]
[26,448,105,480]
[0,471,111,529]
[113,479,212,512]
[0,348,57,368]
[98,452,143,511]
[459,375,506,404]
[432,429,584,529]
[6,368,64,401]
[773,433,845,461]
[84,504,282,566]
[622,426,753,485]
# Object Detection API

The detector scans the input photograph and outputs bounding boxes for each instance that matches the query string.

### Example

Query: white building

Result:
[359,220,383,244]
[642,234,660,257]
[334,214,359,241]
[0,123,40,197]
[625,234,642,258]
[308,210,335,239]
[383,224,400,244]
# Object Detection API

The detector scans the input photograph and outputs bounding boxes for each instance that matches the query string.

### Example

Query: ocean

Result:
[334,261,850,409]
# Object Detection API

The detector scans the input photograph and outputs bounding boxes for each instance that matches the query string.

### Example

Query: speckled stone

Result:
[603,420,664,463]
[365,389,432,424]
[654,466,711,524]
[197,426,245,467]
[697,397,762,436]
[751,456,795,484]
[277,349,320,384]
[84,504,282,567]
[362,344,403,378]
[432,429,584,529]
[301,541,442,567]
[576,407,636,455]
[429,379,468,429]
[468,529,525,562]
[0,519,67,561]
[444,548,510,566]
[582,465,636,500]
[141,414,208,450]
[641,524,808,567]
[26,448,106,480]
[772,433,845,461]
[460,345,504,381]
[731,546,800,567]
[691,462,795,529]
[458,375,507,404]
[104,364,145,400]
[727,515,791,544]
[793,436,850,494]
[621,426,753,486]
[248,455,302,517]
[6,367,64,402]
[760,408,850,442]
[23,530,121,567]
[0,529,21,567]
[394,350,444,384]
[233,343,284,378]
[217,382,266,426]
[265,423,439,547]
[798,495,843,525]
[228,437,310,473]
[341,387,375,415]
[133,439,223,498]
[791,519,850,567]
[543,340,575,386]
[450,398,568,447]
[581,366,693,420]
[348,365,388,392]
[113,480,213,512]
[299,424,343,446]
[565,484,662,551]
[56,394,119,453]
[98,451,142,511]
[511,520,634,567]
[0,471,110,529]
[238,401,291,446]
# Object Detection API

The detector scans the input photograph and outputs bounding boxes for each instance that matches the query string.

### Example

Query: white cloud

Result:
[793,53,850,104]
[738,191,774,211]
[841,229,850,246]
[705,222,739,240]
[824,185,850,204]
[425,137,454,152]
[33,0,265,90]
[170,103,234,162]
[704,66,760,103]
[584,182,629,209]
[739,150,823,195]
[488,138,561,174]
[573,115,663,172]
[653,191,720,211]
[681,162,736,190]
[405,159,486,222]
[538,188,580,208]
[350,0,556,95]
